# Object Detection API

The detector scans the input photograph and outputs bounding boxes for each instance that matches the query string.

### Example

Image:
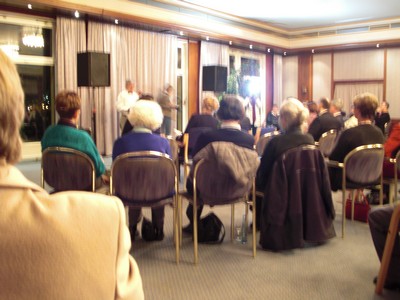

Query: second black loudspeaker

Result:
[202,66,227,92]
[77,52,110,87]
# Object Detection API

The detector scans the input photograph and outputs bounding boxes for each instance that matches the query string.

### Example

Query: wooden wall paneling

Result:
[265,54,273,113]
[383,49,387,102]
[298,53,312,101]
[188,40,200,117]
[331,52,334,100]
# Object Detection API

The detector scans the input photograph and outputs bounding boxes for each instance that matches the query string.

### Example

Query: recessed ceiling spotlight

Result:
[376,43,380,48]
[179,31,184,36]
[27,4,32,9]
[311,49,315,53]
[229,41,232,45]
[115,19,119,25]
[206,36,209,41]
[249,44,253,49]
[267,48,270,53]
[74,10,80,18]
[284,51,287,56]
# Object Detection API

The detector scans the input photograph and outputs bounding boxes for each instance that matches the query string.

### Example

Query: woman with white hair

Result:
[112,100,171,241]
[254,98,314,229]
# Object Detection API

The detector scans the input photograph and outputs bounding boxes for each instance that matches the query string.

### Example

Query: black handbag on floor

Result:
[197,212,225,244]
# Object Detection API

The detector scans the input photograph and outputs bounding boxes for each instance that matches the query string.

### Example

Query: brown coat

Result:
[0,160,144,300]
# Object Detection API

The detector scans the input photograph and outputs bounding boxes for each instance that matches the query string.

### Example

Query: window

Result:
[0,13,54,142]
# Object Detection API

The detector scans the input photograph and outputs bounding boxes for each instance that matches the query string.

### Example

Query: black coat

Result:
[308,112,342,141]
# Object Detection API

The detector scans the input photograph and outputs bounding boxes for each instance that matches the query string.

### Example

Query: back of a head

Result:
[0,50,25,165]
[201,96,219,113]
[55,91,81,119]
[319,97,330,110]
[353,92,379,120]
[216,95,244,121]
[330,99,343,112]
[128,100,163,131]
[280,98,309,131]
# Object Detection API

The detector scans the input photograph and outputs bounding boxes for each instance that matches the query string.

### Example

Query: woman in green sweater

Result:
[41,91,107,185]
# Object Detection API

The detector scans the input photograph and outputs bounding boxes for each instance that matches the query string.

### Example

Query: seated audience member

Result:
[328,93,385,191]
[121,94,155,135]
[306,101,318,128]
[329,99,345,129]
[255,98,315,229]
[383,122,400,178]
[375,101,390,135]
[266,104,280,131]
[113,100,171,241]
[344,105,358,129]
[41,91,108,186]
[240,115,252,134]
[369,205,400,290]
[0,49,144,299]
[183,95,255,233]
[177,96,219,157]
[308,97,341,141]
[182,96,219,133]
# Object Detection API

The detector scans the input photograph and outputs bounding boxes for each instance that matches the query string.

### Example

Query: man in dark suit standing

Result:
[308,97,341,141]
[330,99,345,129]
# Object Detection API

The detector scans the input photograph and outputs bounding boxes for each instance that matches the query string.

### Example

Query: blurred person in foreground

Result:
[0,49,144,299]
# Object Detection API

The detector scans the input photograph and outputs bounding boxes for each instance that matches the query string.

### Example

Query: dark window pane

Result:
[18,65,54,142]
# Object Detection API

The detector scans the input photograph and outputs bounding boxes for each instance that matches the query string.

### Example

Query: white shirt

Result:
[116,90,139,114]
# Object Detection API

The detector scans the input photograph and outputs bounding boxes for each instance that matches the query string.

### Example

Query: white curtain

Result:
[386,48,400,118]
[199,42,229,107]
[282,55,299,101]
[333,83,384,115]
[312,53,332,101]
[273,54,283,106]
[56,18,177,155]
[56,17,88,127]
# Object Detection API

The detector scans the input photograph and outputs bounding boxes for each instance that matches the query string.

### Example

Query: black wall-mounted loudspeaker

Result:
[202,65,228,92]
[77,52,110,87]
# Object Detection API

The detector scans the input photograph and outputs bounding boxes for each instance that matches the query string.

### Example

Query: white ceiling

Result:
[182,0,400,30]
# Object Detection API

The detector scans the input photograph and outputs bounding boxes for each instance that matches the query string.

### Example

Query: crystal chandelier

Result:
[22,28,44,48]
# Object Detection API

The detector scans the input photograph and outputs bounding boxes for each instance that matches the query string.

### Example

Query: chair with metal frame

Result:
[109,151,179,263]
[328,144,385,238]
[316,129,338,157]
[179,141,259,264]
[382,150,400,204]
[41,146,96,192]
[255,131,280,156]
[182,127,213,184]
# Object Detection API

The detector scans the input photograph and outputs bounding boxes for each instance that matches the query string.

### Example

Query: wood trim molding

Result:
[188,40,200,118]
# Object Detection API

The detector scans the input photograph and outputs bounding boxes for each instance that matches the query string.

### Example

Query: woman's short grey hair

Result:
[279,97,309,131]
[128,100,163,131]
[0,50,25,164]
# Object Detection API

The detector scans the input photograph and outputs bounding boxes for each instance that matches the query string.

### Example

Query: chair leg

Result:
[342,189,346,238]
[231,204,235,242]
[375,205,400,294]
[174,196,180,264]
[351,190,356,221]
[193,201,198,265]
[252,193,256,258]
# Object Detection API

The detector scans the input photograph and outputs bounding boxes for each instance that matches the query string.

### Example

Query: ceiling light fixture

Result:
[27,4,32,9]
[284,52,287,56]
[249,44,253,49]
[74,10,80,18]
[115,19,119,24]
[206,36,209,41]
[267,48,270,53]
[179,31,184,36]
[311,49,315,53]
[229,41,232,45]
[376,43,380,48]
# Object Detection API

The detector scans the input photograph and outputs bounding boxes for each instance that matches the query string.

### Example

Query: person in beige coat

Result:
[0,49,144,299]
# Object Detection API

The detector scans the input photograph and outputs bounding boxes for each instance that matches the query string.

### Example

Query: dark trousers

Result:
[129,206,165,230]
[369,205,400,283]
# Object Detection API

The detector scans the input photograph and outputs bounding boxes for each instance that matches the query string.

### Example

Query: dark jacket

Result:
[259,145,336,251]
[308,112,342,141]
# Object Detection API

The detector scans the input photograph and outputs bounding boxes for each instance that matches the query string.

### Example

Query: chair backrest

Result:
[344,144,384,185]
[317,129,337,157]
[192,142,259,205]
[185,127,213,158]
[110,151,177,206]
[255,131,280,156]
[41,147,95,192]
